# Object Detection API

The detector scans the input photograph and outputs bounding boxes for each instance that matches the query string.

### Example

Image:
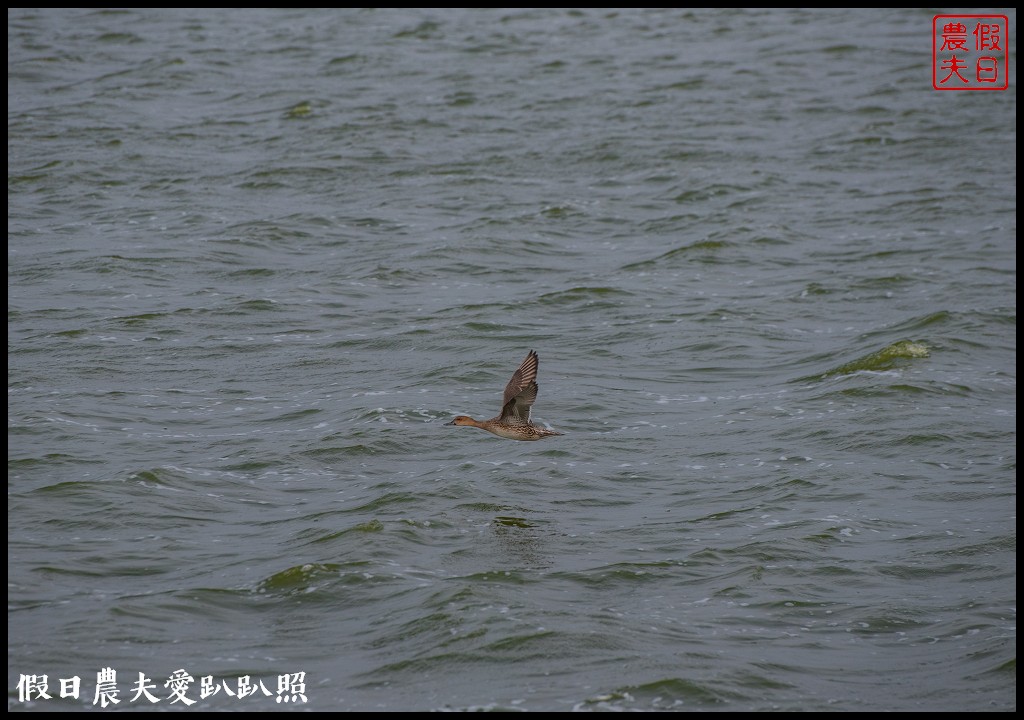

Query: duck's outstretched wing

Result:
[500,350,540,422]
[502,350,539,406]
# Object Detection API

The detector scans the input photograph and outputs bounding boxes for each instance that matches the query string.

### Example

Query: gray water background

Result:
[8,7,1016,712]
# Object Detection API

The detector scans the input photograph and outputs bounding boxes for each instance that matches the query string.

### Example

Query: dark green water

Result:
[8,8,1015,711]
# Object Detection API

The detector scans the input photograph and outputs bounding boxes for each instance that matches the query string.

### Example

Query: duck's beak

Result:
[444,419,456,425]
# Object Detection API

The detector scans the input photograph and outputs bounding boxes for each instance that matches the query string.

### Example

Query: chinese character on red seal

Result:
[933,15,1009,90]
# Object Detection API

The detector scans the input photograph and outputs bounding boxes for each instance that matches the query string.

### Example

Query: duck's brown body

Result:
[446,350,563,441]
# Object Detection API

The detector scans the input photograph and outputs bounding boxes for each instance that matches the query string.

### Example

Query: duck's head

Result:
[445,415,476,426]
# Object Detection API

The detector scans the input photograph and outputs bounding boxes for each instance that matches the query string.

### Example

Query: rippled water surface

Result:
[8,8,1016,712]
